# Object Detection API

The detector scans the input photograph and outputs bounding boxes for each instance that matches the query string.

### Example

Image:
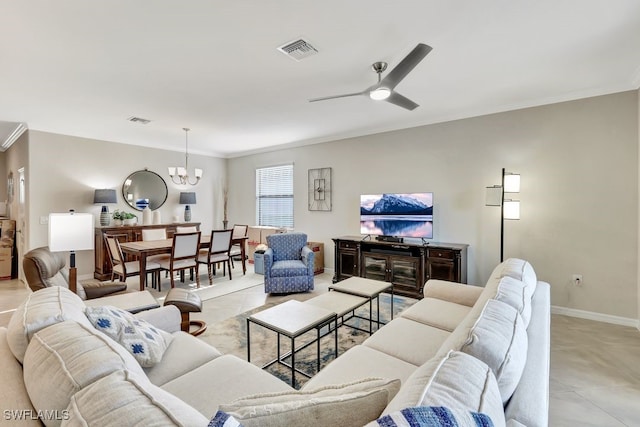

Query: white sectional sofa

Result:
[0,258,549,426]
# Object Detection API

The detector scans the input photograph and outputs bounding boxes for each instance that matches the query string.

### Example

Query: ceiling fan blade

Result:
[385,91,419,111]
[309,92,364,103]
[380,43,432,90]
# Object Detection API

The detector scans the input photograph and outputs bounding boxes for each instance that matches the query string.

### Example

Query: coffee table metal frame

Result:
[247,300,338,387]
[328,277,394,335]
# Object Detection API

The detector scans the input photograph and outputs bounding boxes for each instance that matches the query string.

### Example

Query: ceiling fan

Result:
[309,43,432,111]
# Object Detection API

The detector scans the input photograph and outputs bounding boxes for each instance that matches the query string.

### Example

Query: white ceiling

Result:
[1,1,639,158]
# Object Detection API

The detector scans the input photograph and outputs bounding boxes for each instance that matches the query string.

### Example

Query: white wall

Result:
[27,131,226,277]
[228,91,639,319]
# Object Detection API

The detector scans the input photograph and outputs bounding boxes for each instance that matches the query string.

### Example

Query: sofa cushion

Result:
[23,320,145,427]
[383,351,505,427]
[304,345,418,390]
[7,286,91,363]
[64,369,208,427]
[219,377,401,427]
[144,331,223,386]
[423,280,484,307]
[438,299,528,404]
[270,260,307,277]
[0,328,40,427]
[161,354,293,417]
[400,297,472,332]
[85,305,172,367]
[367,406,496,427]
[363,317,451,366]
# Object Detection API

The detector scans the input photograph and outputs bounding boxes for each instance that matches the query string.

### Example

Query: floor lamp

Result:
[486,168,520,262]
[48,211,94,294]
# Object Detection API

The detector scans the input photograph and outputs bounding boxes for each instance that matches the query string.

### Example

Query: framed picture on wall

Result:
[308,167,332,211]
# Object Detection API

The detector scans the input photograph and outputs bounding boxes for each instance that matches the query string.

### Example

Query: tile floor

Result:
[2,272,640,425]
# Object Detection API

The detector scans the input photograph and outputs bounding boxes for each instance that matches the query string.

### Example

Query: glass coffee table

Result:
[247,300,338,387]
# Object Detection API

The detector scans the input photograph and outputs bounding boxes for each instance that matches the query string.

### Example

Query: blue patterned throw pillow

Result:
[366,406,494,427]
[209,411,243,427]
[85,305,171,367]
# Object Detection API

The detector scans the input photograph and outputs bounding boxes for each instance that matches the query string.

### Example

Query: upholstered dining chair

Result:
[197,229,233,285]
[104,234,162,289]
[176,226,198,233]
[229,224,248,270]
[23,246,127,300]
[141,228,171,274]
[174,226,198,280]
[158,231,201,289]
[264,232,314,294]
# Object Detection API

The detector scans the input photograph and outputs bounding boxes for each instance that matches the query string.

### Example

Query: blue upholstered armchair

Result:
[264,232,314,293]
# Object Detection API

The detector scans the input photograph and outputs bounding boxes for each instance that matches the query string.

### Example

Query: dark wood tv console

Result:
[332,236,468,299]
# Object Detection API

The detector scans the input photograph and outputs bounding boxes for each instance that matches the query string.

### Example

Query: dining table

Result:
[119,235,248,291]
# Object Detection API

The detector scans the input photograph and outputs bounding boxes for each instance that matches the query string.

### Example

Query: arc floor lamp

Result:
[486,168,520,262]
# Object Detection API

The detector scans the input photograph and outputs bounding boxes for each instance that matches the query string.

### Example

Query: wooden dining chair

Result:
[229,224,248,271]
[197,229,233,285]
[158,231,201,289]
[104,234,162,289]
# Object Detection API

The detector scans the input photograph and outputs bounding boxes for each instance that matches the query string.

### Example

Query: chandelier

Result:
[168,128,203,186]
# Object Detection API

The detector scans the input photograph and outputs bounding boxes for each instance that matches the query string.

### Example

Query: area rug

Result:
[198,293,416,389]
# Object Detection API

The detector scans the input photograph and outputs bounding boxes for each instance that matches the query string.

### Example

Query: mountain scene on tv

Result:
[360,193,433,238]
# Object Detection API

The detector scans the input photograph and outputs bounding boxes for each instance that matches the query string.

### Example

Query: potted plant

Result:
[112,209,124,226]
[122,212,137,226]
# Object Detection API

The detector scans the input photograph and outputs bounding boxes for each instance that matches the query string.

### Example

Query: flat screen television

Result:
[360,193,433,239]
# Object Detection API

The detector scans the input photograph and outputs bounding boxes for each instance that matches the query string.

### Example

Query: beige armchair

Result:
[23,246,127,300]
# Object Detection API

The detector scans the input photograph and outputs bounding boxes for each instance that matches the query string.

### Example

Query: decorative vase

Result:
[123,218,137,226]
[100,206,110,227]
[184,205,191,222]
[153,210,162,225]
[142,207,152,225]
[113,219,123,226]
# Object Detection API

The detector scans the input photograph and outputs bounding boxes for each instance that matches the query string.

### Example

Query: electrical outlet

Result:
[39,216,48,225]
[572,274,583,286]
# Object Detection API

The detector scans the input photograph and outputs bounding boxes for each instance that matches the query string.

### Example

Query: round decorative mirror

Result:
[122,169,168,211]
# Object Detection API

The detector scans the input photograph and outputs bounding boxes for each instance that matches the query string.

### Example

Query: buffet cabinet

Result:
[94,222,201,280]
[333,236,468,299]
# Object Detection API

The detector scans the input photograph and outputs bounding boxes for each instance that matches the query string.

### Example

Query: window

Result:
[256,164,294,228]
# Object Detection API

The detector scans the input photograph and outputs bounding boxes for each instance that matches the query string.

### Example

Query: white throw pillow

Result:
[85,305,172,367]
[63,370,208,427]
[383,351,505,427]
[492,276,532,327]
[489,258,537,301]
[219,377,401,427]
[7,286,91,363]
[23,320,146,427]
[460,299,528,404]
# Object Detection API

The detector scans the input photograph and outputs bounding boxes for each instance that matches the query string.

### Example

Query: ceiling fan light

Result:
[370,87,391,100]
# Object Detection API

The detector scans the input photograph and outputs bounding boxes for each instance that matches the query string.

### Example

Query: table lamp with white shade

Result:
[48,211,94,294]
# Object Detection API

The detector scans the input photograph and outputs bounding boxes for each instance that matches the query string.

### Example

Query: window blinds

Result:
[256,164,294,228]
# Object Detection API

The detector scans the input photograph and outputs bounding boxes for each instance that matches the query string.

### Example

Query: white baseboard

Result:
[551,305,640,329]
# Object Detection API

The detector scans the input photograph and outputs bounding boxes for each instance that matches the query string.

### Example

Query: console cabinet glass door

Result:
[363,254,387,281]
[389,257,419,287]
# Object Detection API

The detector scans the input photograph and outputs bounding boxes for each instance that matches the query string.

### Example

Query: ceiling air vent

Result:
[277,38,318,61]
[127,116,151,124]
